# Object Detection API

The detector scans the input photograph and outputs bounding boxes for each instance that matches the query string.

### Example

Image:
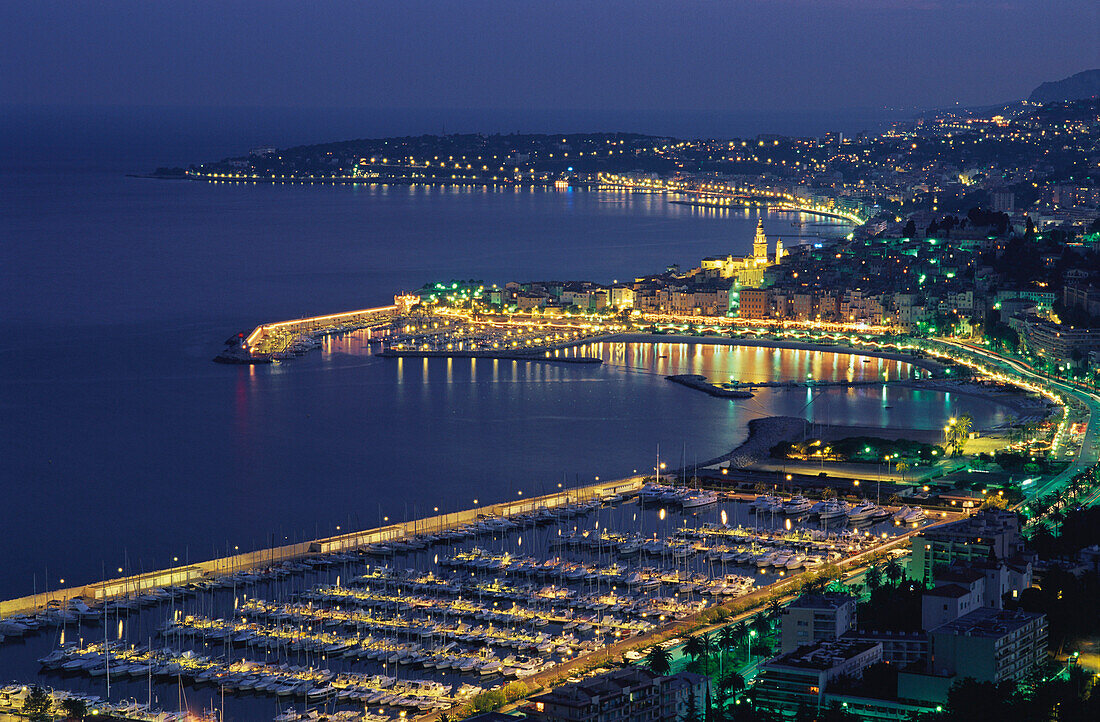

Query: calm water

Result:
[2,114,991,602]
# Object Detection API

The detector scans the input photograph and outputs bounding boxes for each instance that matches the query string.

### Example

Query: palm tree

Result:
[731,620,749,662]
[883,556,904,586]
[865,564,883,590]
[718,625,737,653]
[645,645,673,676]
[751,613,771,643]
[950,414,974,455]
[765,597,783,619]
[721,671,746,698]
[683,633,706,670]
[701,632,716,673]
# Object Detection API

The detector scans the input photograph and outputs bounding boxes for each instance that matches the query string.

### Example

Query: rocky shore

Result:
[691,415,809,470]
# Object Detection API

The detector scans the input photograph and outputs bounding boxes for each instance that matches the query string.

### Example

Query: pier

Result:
[217,304,400,362]
[6,478,963,722]
[0,476,644,618]
[377,348,603,364]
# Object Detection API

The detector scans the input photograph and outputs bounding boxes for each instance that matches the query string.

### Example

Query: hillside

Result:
[1029,69,1100,103]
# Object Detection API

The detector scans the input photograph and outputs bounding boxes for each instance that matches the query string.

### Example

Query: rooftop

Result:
[924,583,972,599]
[932,607,1045,639]
[934,566,985,585]
[786,591,857,611]
[768,640,881,671]
[532,667,658,705]
[922,509,1019,540]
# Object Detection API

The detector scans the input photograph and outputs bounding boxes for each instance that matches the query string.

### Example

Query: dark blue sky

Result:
[3,0,1098,112]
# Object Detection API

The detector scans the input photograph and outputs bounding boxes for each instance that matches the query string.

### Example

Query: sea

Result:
[0,103,998,603]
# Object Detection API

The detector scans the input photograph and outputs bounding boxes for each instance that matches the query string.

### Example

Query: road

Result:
[936,339,1100,500]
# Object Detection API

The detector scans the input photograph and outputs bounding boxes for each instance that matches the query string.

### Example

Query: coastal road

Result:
[937,340,1100,500]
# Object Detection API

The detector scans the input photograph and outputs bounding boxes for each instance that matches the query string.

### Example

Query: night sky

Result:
[3,0,1098,113]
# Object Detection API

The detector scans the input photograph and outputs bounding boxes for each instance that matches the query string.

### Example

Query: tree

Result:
[721,671,746,698]
[765,596,783,619]
[731,619,749,660]
[699,632,715,673]
[950,415,973,456]
[717,625,738,672]
[683,633,706,670]
[903,218,917,237]
[646,645,672,676]
[61,697,87,720]
[884,556,905,586]
[821,486,837,500]
[681,688,702,722]
[865,564,883,590]
[24,687,52,722]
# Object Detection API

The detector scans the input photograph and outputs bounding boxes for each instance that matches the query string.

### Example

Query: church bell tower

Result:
[753,220,769,262]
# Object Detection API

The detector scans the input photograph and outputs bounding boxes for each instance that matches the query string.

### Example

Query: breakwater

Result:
[0,476,643,618]
[378,348,602,363]
[666,374,754,398]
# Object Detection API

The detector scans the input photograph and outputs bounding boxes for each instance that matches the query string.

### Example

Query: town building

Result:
[753,640,883,715]
[1021,319,1100,365]
[841,629,930,668]
[910,510,1025,583]
[701,220,783,289]
[529,667,710,722]
[780,592,858,653]
[899,609,1048,704]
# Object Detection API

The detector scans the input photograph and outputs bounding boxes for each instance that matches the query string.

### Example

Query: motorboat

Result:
[782,495,813,515]
[817,499,850,521]
[846,501,878,523]
[681,490,718,508]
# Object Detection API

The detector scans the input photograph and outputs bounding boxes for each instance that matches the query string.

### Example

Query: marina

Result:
[3,480,932,720]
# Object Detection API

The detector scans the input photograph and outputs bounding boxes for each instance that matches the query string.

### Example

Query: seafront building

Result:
[752,640,883,714]
[779,592,858,653]
[910,509,1026,582]
[529,667,710,722]
[898,608,1048,704]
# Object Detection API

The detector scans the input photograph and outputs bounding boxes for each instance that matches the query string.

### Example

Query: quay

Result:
[666,374,753,398]
[377,348,602,364]
[216,304,399,363]
[0,476,644,618]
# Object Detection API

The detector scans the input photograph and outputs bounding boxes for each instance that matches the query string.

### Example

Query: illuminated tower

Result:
[753,219,769,262]
[775,237,785,264]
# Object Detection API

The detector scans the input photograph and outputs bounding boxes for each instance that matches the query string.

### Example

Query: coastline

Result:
[602,332,946,373]
[690,415,809,470]
[377,348,602,363]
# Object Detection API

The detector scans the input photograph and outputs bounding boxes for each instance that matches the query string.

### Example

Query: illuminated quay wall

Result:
[598,172,867,225]
[243,304,400,356]
[0,476,644,617]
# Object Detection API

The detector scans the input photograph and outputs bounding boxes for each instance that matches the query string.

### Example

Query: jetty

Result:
[378,348,602,363]
[0,476,643,618]
[666,374,754,398]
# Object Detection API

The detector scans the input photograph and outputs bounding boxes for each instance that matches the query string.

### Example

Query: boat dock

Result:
[0,477,644,618]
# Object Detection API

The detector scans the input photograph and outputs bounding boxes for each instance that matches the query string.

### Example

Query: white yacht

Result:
[846,501,878,523]
[817,499,850,521]
[782,495,813,515]
[682,490,718,508]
